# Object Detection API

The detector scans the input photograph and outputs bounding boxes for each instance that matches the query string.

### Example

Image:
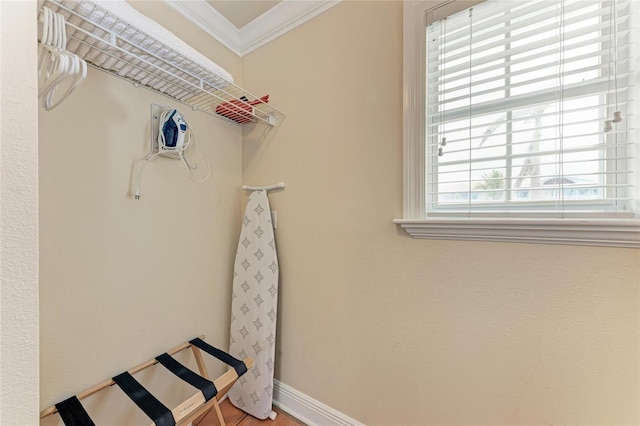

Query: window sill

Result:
[393,218,640,248]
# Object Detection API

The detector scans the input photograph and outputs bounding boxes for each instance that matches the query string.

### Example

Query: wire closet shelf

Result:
[39,0,285,126]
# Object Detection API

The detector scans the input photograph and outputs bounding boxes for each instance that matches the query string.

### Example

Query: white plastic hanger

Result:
[39,9,69,98]
[44,12,78,109]
[38,7,87,111]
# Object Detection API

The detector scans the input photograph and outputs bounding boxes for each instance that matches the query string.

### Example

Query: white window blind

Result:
[426,0,638,219]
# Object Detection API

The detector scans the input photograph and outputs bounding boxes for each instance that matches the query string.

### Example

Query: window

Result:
[396,0,640,247]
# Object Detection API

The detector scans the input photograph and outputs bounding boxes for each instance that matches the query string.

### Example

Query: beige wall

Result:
[1,1,40,424]
[38,3,243,412]
[242,2,640,425]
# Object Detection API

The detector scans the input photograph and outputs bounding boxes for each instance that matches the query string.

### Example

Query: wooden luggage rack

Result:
[40,336,253,426]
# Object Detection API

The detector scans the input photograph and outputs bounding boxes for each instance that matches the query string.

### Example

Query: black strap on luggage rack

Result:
[112,371,175,426]
[155,352,217,401]
[189,337,247,377]
[55,395,96,426]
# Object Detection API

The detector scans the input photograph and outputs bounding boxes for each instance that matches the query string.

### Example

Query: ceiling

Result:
[206,1,282,29]
[164,0,341,57]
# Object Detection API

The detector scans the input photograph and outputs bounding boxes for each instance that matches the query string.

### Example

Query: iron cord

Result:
[134,106,211,199]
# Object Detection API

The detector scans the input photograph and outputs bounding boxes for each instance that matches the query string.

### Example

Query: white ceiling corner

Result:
[163,0,341,57]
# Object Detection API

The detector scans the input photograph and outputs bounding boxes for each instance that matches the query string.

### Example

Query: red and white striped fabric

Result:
[216,95,269,124]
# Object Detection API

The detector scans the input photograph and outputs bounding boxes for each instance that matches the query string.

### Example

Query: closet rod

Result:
[242,182,285,192]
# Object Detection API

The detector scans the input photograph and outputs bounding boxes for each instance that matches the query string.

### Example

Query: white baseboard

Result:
[272,380,364,426]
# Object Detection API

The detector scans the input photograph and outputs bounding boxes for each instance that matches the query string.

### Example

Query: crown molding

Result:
[163,0,341,57]
[163,1,242,54]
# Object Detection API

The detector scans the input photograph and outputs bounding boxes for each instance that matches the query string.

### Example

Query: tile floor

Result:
[199,399,303,426]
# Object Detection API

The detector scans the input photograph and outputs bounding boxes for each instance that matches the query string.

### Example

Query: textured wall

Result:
[38,2,244,413]
[242,2,640,424]
[0,1,40,424]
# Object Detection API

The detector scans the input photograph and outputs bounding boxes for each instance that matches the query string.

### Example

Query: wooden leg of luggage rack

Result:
[178,397,225,426]
[192,346,210,379]
[189,352,254,426]
[210,399,226,426]
[191,345,218,425]
[181,358,255,426]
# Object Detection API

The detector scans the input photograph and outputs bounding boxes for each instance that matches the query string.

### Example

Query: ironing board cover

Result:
[228,190,279,419]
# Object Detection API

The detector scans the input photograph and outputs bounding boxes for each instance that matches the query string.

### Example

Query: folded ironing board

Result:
[228,190,279,419]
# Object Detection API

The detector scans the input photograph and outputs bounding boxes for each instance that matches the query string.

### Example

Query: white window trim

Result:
[394,0,640,248]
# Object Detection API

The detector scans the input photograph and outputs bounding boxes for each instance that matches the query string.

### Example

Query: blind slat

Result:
[428,99,631,131]
[428,22,631,77]
[432,64,620,109]
[431,169,633,181]
[431,77,632,124]
[433,185,634,198]
[429,7,631,65]
[434,143,633,167]
[429,119,630,147]
[430,0,616,37]
[429,131,632,154]
[430,48,632,100]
